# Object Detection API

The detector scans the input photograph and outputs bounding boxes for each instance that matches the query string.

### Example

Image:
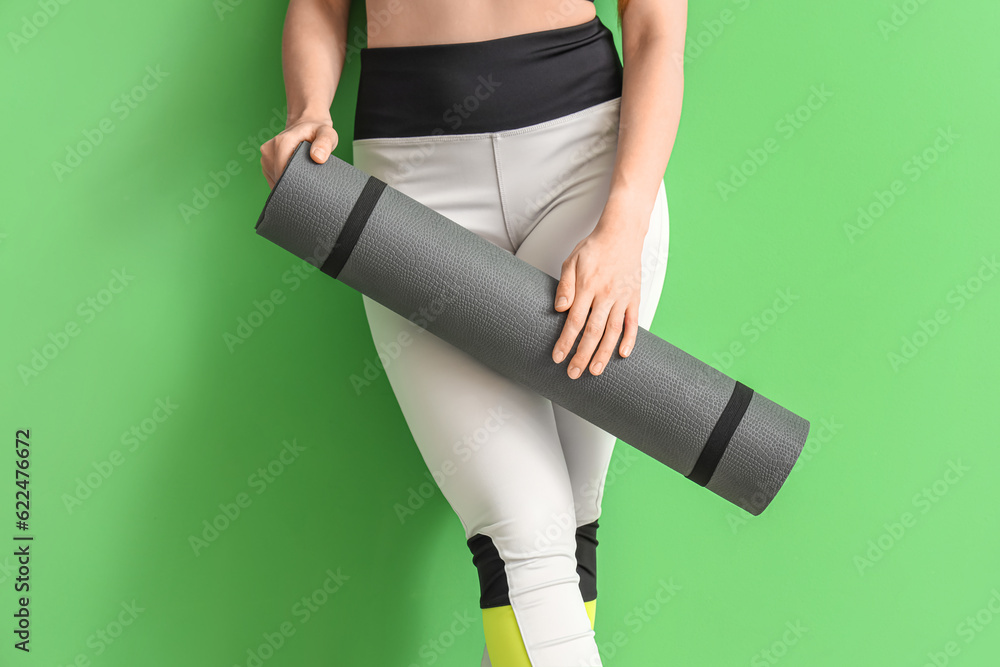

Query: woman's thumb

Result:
[309,125,339,163]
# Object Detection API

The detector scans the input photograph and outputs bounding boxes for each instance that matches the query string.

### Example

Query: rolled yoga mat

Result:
[255,140,809,515]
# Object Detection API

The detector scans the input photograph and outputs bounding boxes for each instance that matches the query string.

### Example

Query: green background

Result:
[2,0,998,665]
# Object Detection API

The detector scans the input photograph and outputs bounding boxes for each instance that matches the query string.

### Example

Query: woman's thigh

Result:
[497,99,671,524]
[352,137,580,546]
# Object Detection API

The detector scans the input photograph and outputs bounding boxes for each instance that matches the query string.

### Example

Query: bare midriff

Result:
[363,0,598,48]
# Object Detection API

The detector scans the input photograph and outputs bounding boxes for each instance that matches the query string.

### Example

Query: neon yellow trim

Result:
[482,599,597,665]
[482,605,532,667]
[584,598,597,629]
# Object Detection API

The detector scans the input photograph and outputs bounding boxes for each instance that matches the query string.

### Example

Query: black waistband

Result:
[353,15,623,140]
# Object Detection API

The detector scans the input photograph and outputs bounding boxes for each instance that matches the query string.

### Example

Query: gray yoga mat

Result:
[255,140,809,515]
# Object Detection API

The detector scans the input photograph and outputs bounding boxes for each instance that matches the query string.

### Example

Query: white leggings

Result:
[352,96,669,666]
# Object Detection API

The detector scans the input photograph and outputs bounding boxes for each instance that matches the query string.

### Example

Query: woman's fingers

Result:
[566,294,614,378]
[261,136,291,190]
[272,135,300,185]
[260,119,336,189]
[619,299,640,358]
[551,232,644,378]
[551,256,579,362]
[260,141,276,189]
[554,255,577,313]
[552,289,593,366]
[589,301,628,375]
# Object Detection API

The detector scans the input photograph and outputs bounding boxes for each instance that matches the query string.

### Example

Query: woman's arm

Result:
[551,0,687,378]
[261,0,352,189]
[605,0,686,235]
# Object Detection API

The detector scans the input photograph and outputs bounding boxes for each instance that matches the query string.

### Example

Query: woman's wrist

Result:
[286,106,333,127]
[596,185,657,241]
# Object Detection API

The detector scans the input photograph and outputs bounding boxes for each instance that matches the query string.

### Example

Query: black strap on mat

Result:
[321,175,387,279]
[687,380,754,486]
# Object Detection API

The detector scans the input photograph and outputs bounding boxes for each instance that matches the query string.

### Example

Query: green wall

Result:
[2,0,998,665]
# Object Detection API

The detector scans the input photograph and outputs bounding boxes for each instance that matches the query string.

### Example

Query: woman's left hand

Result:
[551,217,647,378]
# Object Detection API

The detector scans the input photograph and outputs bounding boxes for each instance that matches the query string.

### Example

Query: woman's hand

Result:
[551,216,648,379]
[260,115,339,189]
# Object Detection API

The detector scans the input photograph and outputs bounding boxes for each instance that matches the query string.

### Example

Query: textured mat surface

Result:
[255,141,809,515]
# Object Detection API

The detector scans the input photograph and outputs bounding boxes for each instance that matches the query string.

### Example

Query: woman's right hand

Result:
[260,115,339,189]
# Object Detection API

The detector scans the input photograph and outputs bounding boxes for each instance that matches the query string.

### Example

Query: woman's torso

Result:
[363,0,597,48]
